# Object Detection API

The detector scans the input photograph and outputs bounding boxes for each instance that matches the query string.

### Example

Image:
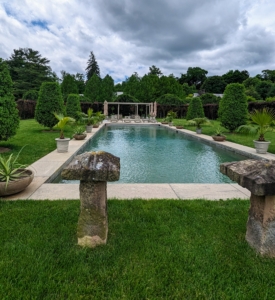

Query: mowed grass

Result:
[1,199,275,299]
[0,119,75,165]
[172,119,275,154]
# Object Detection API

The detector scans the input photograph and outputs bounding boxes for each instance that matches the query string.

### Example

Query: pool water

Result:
[59,125,247,184]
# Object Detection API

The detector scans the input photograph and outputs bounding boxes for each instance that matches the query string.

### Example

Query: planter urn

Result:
[73,134,87,140]
[55,138,70,153]
[253,140,270,154]
[86,125,93,133]
[212,135,226,142]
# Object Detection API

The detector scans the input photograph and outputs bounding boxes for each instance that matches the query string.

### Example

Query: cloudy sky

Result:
[1,0,275,82]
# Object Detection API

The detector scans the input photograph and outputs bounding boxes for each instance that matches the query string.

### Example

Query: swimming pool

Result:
[58,124,247,184]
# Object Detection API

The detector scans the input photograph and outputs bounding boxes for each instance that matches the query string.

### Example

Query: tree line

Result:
[2,47,275,105]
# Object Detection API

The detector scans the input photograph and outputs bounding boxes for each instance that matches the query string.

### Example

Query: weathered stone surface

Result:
[246,194,275,257]
[61,151,120,248]
[220,159,275,257]
[62,151,120,182]
[220,160,275,196]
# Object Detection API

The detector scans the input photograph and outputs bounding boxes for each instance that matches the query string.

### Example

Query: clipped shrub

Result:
[199,93,220,104]
[186,97,205,120]
[79,95,91,102]
[116,93,139,102]
[66,94,81,120]
[246,96,257,102]
[22,89,39,101]
[218,83,247,132]
[35,82,65,129]
[0,59,20,141]
[266,96,275,102]
[157,94,186,105]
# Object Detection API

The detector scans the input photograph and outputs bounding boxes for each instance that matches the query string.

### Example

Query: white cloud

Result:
[0,0,275,82]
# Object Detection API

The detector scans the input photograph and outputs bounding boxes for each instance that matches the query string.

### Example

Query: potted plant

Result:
[212,126,226,142]
[73,126,87,140]
[0,147,34,196]
[54,112,75,153]
[187,117,210,134]
[237,108,275,154]
[84,108,95,132]
[166,110,177,126]
[93,111,105,128]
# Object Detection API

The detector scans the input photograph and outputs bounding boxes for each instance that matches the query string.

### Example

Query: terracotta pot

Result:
[212,135,226,142]
[176,126,184,129]
[93,124,99,128]
[0,169,34,196]
[74,134,87,140]
[161,122,168,124]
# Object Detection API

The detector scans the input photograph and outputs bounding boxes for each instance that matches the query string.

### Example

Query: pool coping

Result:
[2,121,274,201]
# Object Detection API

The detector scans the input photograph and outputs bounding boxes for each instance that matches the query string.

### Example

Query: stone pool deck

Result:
[2,121,275,201]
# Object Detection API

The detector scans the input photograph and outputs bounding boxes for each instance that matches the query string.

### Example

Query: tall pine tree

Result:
[86,51,100,80]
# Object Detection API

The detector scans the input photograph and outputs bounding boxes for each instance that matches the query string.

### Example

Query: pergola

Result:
[103,101,157,117]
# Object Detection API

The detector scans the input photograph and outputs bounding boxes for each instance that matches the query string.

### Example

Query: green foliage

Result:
[266,96,275,102]
[243,77,261,88]
[218,83,248,132]
[61,74,78,101]
[179,67,208,89]
[187,117,210,129]
[86,51,100,80]
[22,89,39,101]
[35,82,65,129]
[74,73,85,94]
[201,76,226,93]
[182,83,196,95]
[53,112,75,139]
[255,80,273,100]
[6,48,57,99]
[123,73,141,99]
[222,69,249,84]
[199,93,220,104]
[0,59,20,141]
[245,86,261,100]
[139,74,160,102]
[267,84,275,98]
[101,74,114,101]
[66,94,81,120]
[116,93,139,103]
[237,108,275,141]
[246,96,257,102]
[0,146,26,187]
[166,110,177,122]
[84,74,101,102]
[157,94,186,105]
[186,97,205,120]
[79,95,91,102]
[159,76,185,98]
[148,65,163,77]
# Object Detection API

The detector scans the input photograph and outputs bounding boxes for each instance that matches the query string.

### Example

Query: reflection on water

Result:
[62,125,247,184]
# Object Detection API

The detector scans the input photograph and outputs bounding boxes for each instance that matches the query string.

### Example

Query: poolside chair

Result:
[123,116,132,123]
[134,115,142,123]
[110,115,118,123]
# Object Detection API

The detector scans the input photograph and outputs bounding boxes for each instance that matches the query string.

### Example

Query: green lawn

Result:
[0,119,75,165]
[1,199,275,299]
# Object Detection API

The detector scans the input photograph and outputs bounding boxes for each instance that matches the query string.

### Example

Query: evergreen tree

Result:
[123,73,141,99]
[139,74,160,102]
[0,59,20,141]
[218,83,247,132]
[186,97,204,120]
[158,76,185,99]
[35,82,65,129]
[6,48,57,99]
[148,65,163,77]
[86,51,100,80]
[66,94,81,120]
[61,74,78,101]
[101,74,114,101]
[74,73,86,94]
[84,74,101,102]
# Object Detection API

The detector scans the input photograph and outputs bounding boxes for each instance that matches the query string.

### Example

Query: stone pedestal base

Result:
[77,181,108,248]
[246,194,275,257]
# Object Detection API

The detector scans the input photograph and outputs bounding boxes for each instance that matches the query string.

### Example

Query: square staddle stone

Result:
[62,151,120,182]
[220,160,275,196]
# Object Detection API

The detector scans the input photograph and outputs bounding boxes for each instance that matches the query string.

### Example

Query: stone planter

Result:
[161,122,168,124]
[212,135,226,142]
[168,122,173,126]
[196,128,202,134]
[73,134,87,140]
[176,126,184,129]
[86,125,93,133]
[93,124,99,128]
[55,138,70,153]
[0,169,34,196]
[253,140,270,154]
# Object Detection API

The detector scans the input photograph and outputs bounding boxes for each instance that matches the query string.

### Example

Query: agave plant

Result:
[0,147,27,188]
[237,108,275,141]
[53,112,75,139]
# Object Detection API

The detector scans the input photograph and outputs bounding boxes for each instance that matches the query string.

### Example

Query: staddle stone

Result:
[62,151,120,248]
[220,159,275,257]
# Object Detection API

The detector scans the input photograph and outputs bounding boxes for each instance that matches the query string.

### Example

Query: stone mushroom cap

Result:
[61,151,120,182]
[220,159,275,196]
